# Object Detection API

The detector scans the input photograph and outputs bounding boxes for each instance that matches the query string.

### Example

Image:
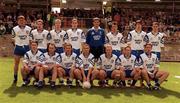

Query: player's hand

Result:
[83,77,87,82]
[149,73,154,78]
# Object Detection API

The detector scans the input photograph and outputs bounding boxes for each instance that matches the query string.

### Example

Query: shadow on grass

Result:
[3,83,180,99]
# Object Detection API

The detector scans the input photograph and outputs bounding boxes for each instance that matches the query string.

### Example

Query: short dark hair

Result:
[30,40,38,45]
[47,43,56,52]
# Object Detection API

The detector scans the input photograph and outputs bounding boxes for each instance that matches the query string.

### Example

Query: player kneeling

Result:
[140,43,169,90]
[57,43,77,87]
[38,43,60,89]
[76,44,94,87]
[91,44,122,87]
[119,46,141,87]
[21,41,43,86]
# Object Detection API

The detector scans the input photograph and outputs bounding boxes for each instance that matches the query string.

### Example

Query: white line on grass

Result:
[174,75,180,79]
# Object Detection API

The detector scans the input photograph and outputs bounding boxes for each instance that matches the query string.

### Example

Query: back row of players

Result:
[12,15,169,90]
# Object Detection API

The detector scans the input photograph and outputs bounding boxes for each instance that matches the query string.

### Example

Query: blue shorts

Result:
[152,52,161,60]
[38,49,47,53]
[14,45,29,56]
[131,50,144,60]
[125,70,133,78]
[45,69,53,77]
[84,70,89,77]
[56,47,64,54]
[28,67,35,76]
[64,68,71,77]
[73,48,80,56]
[106,70,113,79]
[112,50,121,57]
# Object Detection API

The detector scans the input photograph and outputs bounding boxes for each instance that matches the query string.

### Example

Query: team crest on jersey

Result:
[53,57,56,61]
[131,59,134,63]
[26,30,29,34]
[91,32,95,35]
[77,32,80,35]
[158,37,161,40]
[36,56,39,60]
[72,57,75,60]
[43,34,45,38]
[60,35,63,38]
[111,59,114,63]
[152,58,155,62]
[99,31,102,35]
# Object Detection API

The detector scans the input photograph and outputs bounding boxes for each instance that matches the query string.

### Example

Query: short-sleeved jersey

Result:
[12,25,32,46]
[139,53,159,71]
[23,50,43,69]
[97,54,120,71]
[29,29,50,49]
[76,53,94,70]
[49,29,66,48]
[127,30,146,50]
[42,52,61,68]
[119,54,138,70]
[86,27,106,47]
[144,32,164,52]
[59,53,77,69]
[64,29,86,49]
[106,32,125,51]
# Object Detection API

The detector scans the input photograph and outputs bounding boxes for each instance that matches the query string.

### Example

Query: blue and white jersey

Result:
[23,50,43,69]
[12,25,32,46]
[106,32,125,51]
[64,28,86,49]
[86,27,106,47]
[60,53,77,69]
[76,53,94,70]
[127,30,146,50]
[42,52,61,68]
[29,29,50,49]
[97,54,120,71]
[144,32,164,52]
[139,53,159,71]
[119,54,139,70]
[49,29,66,48]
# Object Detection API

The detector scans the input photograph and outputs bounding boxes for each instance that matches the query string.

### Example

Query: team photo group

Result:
[11,15,169,90]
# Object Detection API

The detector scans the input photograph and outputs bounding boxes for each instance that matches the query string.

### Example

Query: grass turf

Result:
[0,58,180,103]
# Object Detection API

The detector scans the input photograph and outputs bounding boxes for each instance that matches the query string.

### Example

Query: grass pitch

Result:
[0,58,180,103]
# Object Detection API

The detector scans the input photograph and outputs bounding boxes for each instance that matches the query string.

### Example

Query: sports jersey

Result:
[139,53,159,71]
[86,27,105,47]
[30,29,50,49]
[106,32,125,50]
[119,54,138,70]
[42,52,61,68]
[12,25,32,46]
[49,29,66,48]
[144,32,164,52]
[76,53,94,70]
[97,54,120,71]
[127,30,146,50]
[64,28,85,49]
[23,50,43,69]
[60,53,77,69]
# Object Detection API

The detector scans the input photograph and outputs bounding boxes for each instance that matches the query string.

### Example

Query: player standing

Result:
[30,19,50,53]
[106,21,125,57]
[64,18,86,56]
[12,15,32,83]
[86,17,106,60]
[49,19,66,54]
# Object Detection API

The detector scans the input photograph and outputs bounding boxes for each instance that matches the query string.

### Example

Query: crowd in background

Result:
[0,7,179,38]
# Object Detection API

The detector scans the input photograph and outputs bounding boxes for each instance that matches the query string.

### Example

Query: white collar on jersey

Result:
[92,27,101,30]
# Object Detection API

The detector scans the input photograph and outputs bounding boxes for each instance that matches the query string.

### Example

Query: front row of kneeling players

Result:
[21,41,169,90]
